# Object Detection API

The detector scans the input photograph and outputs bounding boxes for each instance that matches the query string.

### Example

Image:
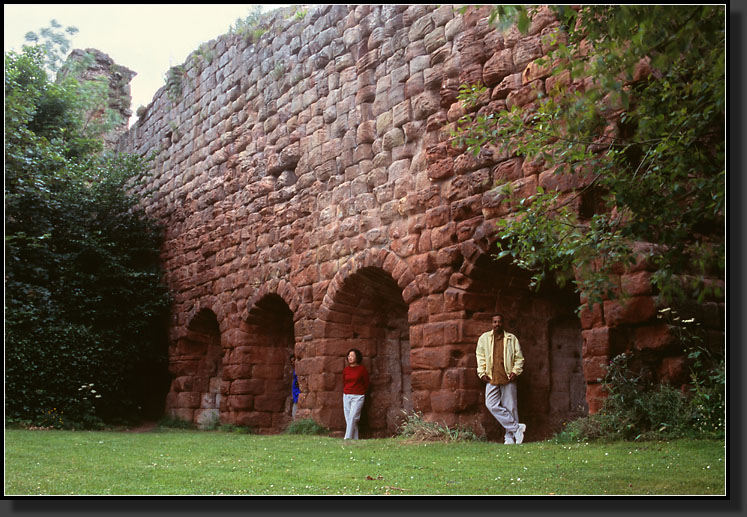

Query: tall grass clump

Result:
[397,410,484,442]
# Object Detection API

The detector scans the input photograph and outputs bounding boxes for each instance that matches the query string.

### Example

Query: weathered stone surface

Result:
[506,79,545,109]
[483,49,514,86]
[109,5,716,440]
[604,296,657,327]
[492,72,522,100]
[61,48,136,149]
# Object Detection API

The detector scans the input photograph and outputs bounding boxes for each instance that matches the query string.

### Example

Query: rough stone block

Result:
[412,90,440,120]
[585,383,607,414]
[483,49,514,86]
[579,302,604,329]
[582,357,609,383]
[512,37,543,71]
[442,367,481,390]
[658,356,689,386]
[410,346,452,370]
[411,369,443,391]
[581,327,610,358]
[506,79,545,109]
[634,324,675,351]
[492,72,522,100]
[604,296,657,327]
[621,271,653,297]
[176,391,202,409]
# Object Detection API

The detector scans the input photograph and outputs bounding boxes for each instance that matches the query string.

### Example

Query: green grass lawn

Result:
[4,429,725,495]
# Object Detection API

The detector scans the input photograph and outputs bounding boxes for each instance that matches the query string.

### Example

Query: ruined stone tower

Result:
[59,48,136,149]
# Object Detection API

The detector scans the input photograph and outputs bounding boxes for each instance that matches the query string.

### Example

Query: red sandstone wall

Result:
[116,5,724,439]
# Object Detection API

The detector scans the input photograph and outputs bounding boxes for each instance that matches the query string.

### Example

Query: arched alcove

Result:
[462,251,586,441]
[166,308,223,427]
[318,266,412,437]
[223,293,295,433]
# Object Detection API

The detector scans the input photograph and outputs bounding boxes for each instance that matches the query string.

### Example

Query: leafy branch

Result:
[452,5,724,308]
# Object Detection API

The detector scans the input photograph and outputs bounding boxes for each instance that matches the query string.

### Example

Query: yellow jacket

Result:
[476,330,524,382]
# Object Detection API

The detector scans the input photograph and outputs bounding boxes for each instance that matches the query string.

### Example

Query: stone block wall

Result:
[115,5,724,440]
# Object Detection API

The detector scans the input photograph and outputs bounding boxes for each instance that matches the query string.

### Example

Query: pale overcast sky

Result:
[4,4,289,127]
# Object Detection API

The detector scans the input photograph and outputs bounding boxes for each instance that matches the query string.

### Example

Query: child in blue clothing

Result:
[290,354,300,420]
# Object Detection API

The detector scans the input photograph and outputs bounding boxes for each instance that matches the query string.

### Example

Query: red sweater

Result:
[343,364,370,395]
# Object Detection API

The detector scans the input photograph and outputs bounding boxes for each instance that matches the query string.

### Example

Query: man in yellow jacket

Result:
[476,313,527,444]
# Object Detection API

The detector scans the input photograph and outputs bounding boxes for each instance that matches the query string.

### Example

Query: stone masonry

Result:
[114,5,724,440]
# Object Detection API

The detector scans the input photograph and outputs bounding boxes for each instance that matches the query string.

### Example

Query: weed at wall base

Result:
[284,418,329,435]
[397,410,484,442]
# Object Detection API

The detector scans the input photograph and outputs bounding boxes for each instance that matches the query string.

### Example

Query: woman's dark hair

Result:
[347,348,363,365]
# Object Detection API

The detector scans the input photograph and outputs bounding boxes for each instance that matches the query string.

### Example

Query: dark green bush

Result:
[687,347,725,438]
[555,348,725,443]
[5,43,171,429]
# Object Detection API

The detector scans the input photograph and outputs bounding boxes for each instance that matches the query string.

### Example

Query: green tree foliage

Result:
[453,6,725,309]
[23,18,79,73]
[5,30,172,428]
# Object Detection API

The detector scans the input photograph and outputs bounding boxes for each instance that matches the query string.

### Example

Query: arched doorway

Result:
[319,266,411,437]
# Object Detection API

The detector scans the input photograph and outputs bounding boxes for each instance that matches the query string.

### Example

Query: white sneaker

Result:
[504,432,515,445]
[514,423,526,444]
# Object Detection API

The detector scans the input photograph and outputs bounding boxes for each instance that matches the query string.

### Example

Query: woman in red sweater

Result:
[342,348,369,440]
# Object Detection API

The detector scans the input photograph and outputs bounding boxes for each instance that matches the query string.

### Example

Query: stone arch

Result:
[221,287,298,434]
[453,238,586,441]
[243,278,301,321]
[165,307,224,428]
[321,248,421,310]
[314,249,418,437]
[184,297,231,334]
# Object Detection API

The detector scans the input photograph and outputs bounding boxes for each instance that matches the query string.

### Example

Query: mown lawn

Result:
[4,429,725,495]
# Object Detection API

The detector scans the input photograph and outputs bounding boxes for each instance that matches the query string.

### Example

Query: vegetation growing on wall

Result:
[453,5,725,310]
[5,24,172,428]
[229,5,269,44]
[191,42,215,68]
[165,64,189,105]
[555,328,725,442]
[160,6,271,106]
